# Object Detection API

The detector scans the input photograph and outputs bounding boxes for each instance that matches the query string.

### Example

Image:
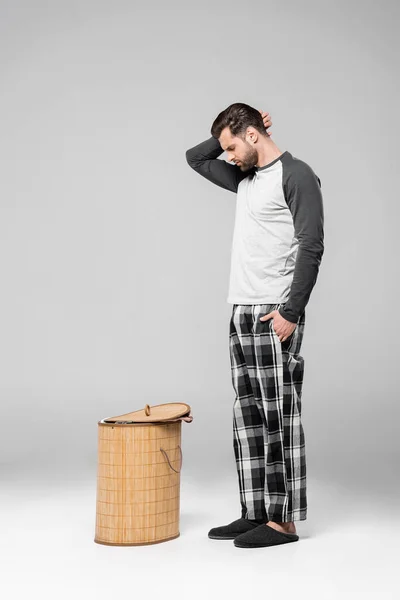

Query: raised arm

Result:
[185,110,272,194]
[278,160,325,323]
[185,135,252,193]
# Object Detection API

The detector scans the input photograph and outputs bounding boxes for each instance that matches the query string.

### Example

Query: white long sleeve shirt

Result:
[185,136,324,323]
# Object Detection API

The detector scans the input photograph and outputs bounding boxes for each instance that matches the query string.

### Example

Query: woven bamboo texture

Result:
[94,420,182,545]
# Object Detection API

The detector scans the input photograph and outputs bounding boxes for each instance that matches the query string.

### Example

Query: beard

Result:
[237,142,259,171]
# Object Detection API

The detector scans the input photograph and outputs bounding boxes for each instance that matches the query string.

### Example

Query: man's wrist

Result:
[278,307,299,324]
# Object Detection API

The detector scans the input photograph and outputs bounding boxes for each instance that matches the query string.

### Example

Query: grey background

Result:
[0,1,398,596]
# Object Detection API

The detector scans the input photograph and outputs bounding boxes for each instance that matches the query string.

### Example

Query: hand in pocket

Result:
[259,309,297,342]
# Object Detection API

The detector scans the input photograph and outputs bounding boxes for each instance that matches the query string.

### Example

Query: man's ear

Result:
[246,127,258,144]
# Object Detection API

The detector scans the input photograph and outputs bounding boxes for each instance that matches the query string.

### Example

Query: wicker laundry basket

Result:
[94,402,193,546]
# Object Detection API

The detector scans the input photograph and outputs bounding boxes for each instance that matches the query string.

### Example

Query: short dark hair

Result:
[210,102,268,140]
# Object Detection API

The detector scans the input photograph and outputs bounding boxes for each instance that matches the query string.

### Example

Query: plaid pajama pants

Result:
[229,303,307,523]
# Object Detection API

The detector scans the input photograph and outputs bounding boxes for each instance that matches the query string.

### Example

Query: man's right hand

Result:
[258,110,272,136]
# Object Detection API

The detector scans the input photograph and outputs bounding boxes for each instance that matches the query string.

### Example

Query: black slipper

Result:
[208,517,266,540]
[233,524,299,548]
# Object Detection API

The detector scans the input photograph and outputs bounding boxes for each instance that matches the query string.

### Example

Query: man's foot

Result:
[233,521,299,548]
[207,517,266,540]
[266,520,297,535]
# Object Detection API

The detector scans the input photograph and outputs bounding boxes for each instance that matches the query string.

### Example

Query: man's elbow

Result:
[185,149,197,168]
[299,237,324,263]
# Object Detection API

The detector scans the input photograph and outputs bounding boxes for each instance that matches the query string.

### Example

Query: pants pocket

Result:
[253,304,279,335]
[269,304,297,350]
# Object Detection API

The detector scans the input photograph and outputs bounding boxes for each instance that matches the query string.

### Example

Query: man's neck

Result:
[256,140,283,168]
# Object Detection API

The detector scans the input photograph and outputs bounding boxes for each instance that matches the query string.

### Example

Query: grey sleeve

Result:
[185,135,253,193]
[279,161,325,323]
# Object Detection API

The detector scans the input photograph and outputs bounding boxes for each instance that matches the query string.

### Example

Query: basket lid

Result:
[103,402,192,424]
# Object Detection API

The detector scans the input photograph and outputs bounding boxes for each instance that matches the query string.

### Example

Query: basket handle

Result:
[160,445,182,473]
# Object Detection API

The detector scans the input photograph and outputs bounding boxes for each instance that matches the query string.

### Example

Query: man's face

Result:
[218,126,259,171]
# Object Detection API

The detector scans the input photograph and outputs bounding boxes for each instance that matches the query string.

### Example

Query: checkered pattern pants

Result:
[229,303,307,523]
